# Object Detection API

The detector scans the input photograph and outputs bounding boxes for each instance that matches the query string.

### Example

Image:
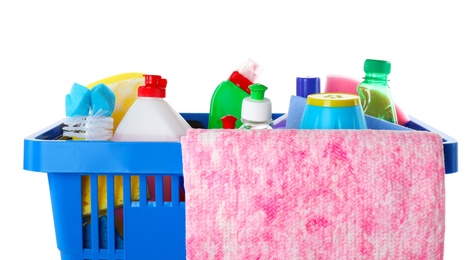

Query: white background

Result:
[1,1,472,259]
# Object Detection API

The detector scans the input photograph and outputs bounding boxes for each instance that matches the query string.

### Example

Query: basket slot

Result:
[82,176,91,250]
[139,175,148,206]
[106,174,116,251]
[90,175,99,252]
[163,175,172,203]
[155,176,163,203]
[123,175,132,207]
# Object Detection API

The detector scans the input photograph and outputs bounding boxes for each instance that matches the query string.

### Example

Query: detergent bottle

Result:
[208,58,262,129]
[113,74,190,203]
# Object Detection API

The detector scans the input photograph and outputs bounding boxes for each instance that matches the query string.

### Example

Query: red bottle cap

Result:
[221,115,237,129]
[138,75,168,97]
[229,71,253,94]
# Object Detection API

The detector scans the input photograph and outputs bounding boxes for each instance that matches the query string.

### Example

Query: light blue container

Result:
[300,93,367,130]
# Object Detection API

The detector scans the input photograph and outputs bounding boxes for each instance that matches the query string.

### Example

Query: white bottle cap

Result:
[238,58,263,83]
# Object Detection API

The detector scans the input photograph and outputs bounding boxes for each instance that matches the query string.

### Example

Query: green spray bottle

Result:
[208,59,262,129]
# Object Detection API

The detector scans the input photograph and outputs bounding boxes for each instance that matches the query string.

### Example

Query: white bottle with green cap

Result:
[240,83,273,129]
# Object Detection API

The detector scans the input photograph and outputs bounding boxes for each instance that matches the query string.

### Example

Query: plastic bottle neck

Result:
[240,118,273,129]
[363,72,389,84]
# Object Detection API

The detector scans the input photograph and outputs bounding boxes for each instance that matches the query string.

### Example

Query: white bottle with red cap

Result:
[113,74,191,142]
[112,74,190,203]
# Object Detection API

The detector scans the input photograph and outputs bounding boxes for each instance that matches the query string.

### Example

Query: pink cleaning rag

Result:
[182,129,445,260]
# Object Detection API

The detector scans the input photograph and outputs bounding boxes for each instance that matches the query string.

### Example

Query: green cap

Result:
[364,59,391,74]
[249,83,268,100]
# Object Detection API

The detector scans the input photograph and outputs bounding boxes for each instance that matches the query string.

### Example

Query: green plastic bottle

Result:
[208,59,262,129]
[356,59,398,124]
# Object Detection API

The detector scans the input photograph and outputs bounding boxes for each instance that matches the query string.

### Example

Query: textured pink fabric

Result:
[182,129,445,260]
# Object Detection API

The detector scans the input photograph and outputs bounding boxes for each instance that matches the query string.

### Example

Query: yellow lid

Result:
[307,93,360,107]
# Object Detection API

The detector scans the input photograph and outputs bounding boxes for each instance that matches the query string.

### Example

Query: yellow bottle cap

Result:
[307,93,361,107]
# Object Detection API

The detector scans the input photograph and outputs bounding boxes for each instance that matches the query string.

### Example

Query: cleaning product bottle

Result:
[113,74,191,141]
[208,58,263,129]
[356,59,398,124]
[240,84,273,130]
[299,93,367,130]
[273,76,320,129]
[112,74,191,203]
